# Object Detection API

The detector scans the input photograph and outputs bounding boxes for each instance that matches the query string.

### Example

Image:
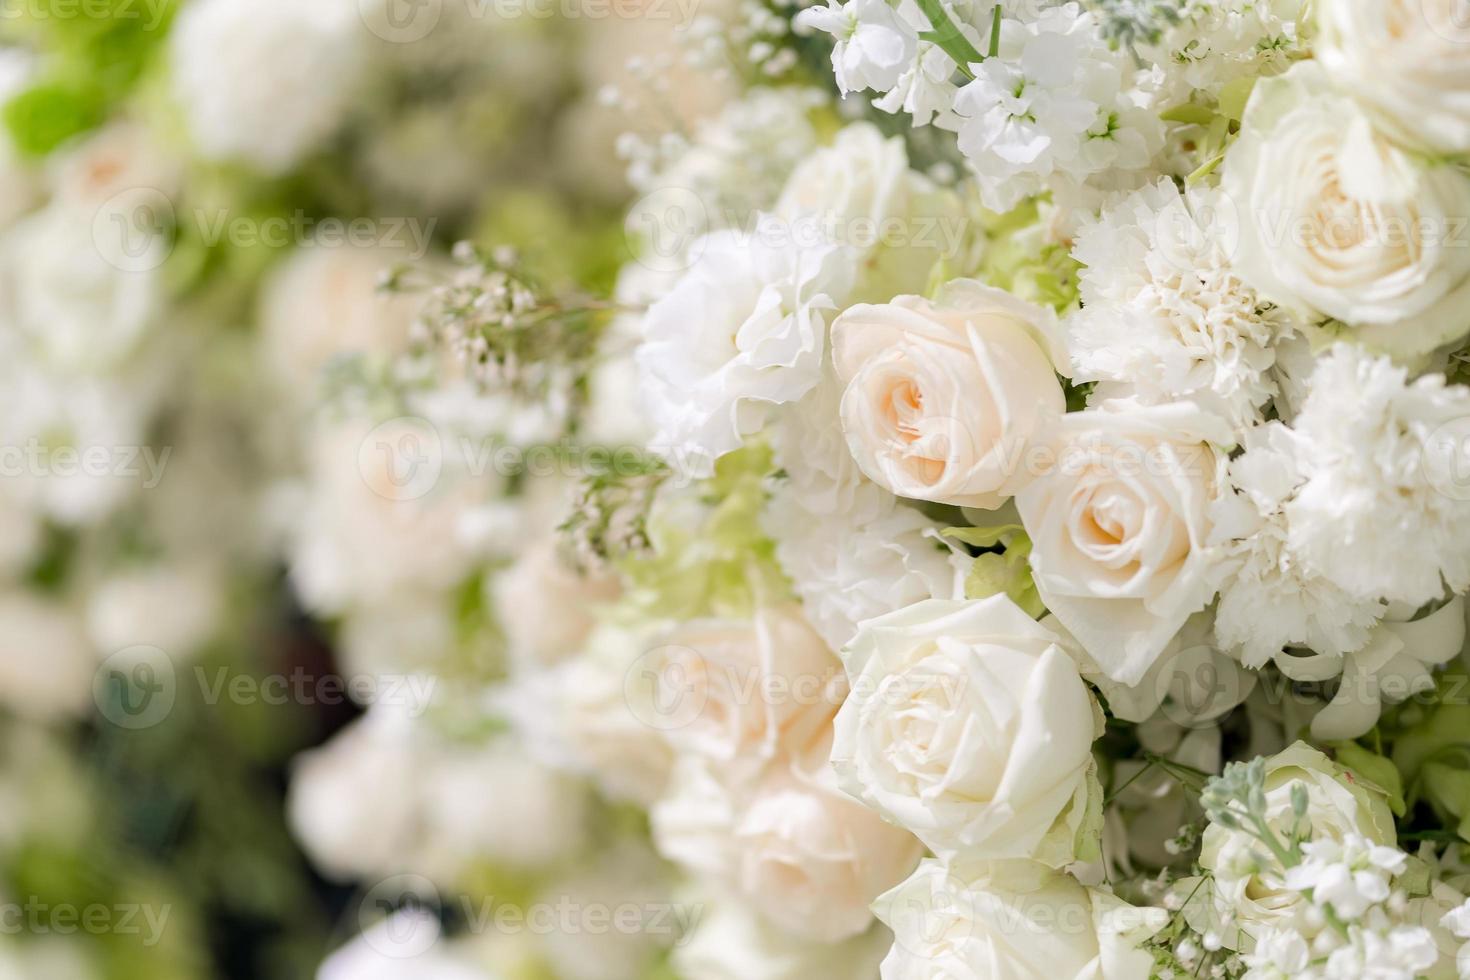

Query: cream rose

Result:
[1016,400,1231,687]
[1318,0,1470,156]
[733,735,924,942]
[647,605,845,781]
[491,536,621,672]
[1222,62,1470,359]
[652,741,923,944]
[873,858,1167,980]
[831,595,1101,867]
[1194,742,1396,944]
[672,894,889,980]
[831,278,1066,508]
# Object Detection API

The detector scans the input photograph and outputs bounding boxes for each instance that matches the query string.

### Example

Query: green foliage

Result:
[3,0,179,156]
[944,523,1045,617]
[619,444,790,621]
[1333,741,1407,818]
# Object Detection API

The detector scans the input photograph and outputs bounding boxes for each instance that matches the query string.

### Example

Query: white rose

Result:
[1194,742,1396,944]
[775,122,962,303]
[874,858,1167,980]
[647,605,845,781]
[672,895,888,980]
[636,215,853,478]
[1222,62,1470,359]
[831,278,1066,509]
[1016,400,1230,687]
[1318,0,1470,156]
[832,595,1101,868]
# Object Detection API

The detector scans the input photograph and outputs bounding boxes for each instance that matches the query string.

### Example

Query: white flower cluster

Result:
[590,0,1470,975]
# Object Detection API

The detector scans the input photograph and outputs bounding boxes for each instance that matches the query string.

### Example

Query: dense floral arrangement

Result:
[483,0,1470,977]
[5,0,1470,978]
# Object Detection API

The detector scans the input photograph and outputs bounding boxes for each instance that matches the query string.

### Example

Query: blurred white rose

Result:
[288,416,493,615]
[259,241,427,404]
[732,735,922,942]
[85,562,224,658]
[832,595,1101,868]
[491,537,621,673]
[874,858,1166,979]
[0,594,94,723]
[775,122,961,303]
[318,912,492,980]
[831,279,1066,509]
[501,621,675,807]
[1222,62,1470,359]
[648,605,845,781]
[0,201,162,372]
[291,708,586,885]
[1016,399,1230,687]
[287,707,425,882]
[170,0,367,173]
[1318,0,1470,155]
[672,895,889,980]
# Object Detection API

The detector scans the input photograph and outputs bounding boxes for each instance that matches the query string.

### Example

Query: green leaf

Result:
[1333,741,1406,818]
[942,523,1024,548]
[2,83,105,157]
[1218,76,1258,123]
[1159,103,1216,126]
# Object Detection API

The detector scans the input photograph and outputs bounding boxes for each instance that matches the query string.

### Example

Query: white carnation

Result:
[635,215,853,477]
[1210,422,1385,667]
[1070,179,1293,435]
[1287,345,1470,607]
[767,483,959,652]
